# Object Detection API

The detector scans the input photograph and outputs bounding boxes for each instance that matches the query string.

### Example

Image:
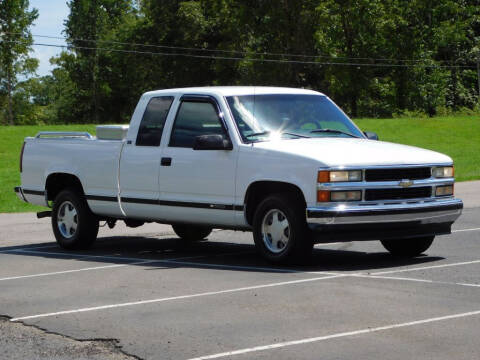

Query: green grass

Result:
[1,116,479,213]
[355,115,480,182]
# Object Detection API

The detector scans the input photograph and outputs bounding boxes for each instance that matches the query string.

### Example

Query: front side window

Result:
[226,94,364,142]
[169,101,226,148]
[136,96,174,146]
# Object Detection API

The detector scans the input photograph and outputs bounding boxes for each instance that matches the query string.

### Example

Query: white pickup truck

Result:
[15,87,463,263]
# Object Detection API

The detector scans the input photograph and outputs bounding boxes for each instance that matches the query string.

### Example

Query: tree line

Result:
[1,0,480,125]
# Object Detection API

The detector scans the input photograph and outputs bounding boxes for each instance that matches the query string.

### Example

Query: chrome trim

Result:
[317,177,453,191]
[35,131,94,139]
[307,198,463,225]
[317,163,453,171]
[316,164,455,205]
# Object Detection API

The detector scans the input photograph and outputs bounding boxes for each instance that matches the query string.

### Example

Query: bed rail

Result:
[35,131,94,139]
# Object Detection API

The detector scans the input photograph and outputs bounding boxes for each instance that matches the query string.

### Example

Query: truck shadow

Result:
[1,233,444,274]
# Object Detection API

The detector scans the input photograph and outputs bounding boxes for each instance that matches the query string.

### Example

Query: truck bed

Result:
[21,133,125,217]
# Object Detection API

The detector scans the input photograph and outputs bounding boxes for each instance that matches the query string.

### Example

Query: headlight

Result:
[317,190,362,202]
[432,166,454,178]
[330,191,362,202]
[318,170,362,182]
[436,185,454,197]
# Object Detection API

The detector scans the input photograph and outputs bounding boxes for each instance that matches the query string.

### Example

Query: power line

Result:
[1,31,472,65]
[1,38,476,69]
[30,33,426,63]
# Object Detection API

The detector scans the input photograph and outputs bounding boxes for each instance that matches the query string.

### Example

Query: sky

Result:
[29,0,69,76]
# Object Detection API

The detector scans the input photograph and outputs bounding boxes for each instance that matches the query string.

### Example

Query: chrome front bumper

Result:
[307,198,463,225]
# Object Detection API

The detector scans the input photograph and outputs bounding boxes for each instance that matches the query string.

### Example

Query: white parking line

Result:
[452,227,480,233]
[355,273,480,288]
[4,248,340,276]
[456,282,480,288]
[371,259,480,275]
[165,259,340,276]
[10,274,345,322]
[7,249,143,262]
[186,310,480,360]
[355,274,434,284]
[6,249,230,264]
[0,260,159,282]
[0,251,254,282]
[6,248,479,281]
[315,242,345,246]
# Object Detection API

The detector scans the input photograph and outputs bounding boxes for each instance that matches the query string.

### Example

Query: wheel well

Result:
[244,181,306,226]
[45,173,85,201]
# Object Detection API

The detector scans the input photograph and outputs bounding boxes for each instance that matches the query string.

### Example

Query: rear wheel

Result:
[381,236,435,257]
[172,224,212,241]
[253,193,313,264]
[52,188,99,249]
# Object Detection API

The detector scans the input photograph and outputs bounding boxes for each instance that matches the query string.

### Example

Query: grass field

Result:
[1,116,479,213]
[355,115,480,182]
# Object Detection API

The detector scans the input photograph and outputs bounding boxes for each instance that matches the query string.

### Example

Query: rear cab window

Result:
[136,96,174,146]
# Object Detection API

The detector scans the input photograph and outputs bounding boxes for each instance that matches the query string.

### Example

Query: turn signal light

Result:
[317,190,330,202]
[317,171,330,183]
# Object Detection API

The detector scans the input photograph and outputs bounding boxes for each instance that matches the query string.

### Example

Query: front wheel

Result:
[253,193,313,264]
[52,189,99,249]
[381,236,435,257]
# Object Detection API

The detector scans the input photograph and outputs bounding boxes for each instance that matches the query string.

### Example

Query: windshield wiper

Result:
[310,129,359,138]
[245,131,310,140]
[245,131,271,138]
[283,132,310,138]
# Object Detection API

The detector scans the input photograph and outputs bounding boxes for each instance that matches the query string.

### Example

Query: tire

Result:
[252,193,313,264]
[51,188,99,249]
[172,224,212,241]
[381,236,435,257]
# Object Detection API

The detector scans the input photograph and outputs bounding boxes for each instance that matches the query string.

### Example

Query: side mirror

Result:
[193,134,233,150]
[364,131,379,140]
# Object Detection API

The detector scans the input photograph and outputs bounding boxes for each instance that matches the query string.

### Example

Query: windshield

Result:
[226,94,364,142]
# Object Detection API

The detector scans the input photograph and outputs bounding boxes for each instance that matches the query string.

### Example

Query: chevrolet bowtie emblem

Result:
[399,179,413,188]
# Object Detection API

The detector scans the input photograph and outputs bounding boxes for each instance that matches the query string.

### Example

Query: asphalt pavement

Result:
[0,181,479,360]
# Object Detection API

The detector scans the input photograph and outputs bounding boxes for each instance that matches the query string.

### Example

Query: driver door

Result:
[158,95,238,226]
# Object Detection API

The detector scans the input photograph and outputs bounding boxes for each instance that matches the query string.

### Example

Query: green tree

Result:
[0,0,38,125]
[64,0,134,123]
[314,0,392,117]
[48,0,480,122]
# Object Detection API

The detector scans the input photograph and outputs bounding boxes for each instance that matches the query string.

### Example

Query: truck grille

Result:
[365,186,432,201]
[365,167,431,182]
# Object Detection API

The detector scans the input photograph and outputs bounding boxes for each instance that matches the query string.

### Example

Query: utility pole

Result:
[477,57,480,104]
[92,0,99,124]
[4,29,14,125]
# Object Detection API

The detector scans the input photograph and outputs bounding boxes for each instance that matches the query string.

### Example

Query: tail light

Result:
[20,141,26,173]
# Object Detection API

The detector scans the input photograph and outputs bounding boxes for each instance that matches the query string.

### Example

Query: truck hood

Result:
[252,138,452,167]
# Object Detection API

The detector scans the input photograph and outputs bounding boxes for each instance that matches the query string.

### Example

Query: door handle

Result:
[161,157,172,166]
